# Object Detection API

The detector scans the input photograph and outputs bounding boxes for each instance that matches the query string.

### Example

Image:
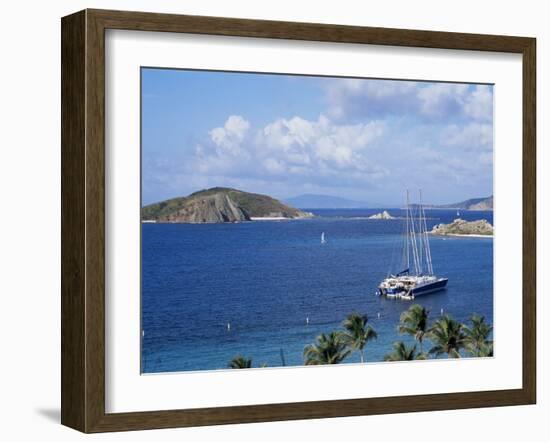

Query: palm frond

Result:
[228,355,252,369]
[398,304,430,352]
[304,332,351,365]
[384,341,424,361]
[464,314,493,357]
[427,314,467,358]
[341,312,377,362]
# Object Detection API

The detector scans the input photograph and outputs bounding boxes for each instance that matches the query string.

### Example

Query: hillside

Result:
[432,195,493,211]
[142,187,313,223]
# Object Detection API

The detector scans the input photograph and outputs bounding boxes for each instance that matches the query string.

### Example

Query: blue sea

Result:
[141,209,493,373]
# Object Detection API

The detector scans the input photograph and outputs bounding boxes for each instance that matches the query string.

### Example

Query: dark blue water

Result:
[141,209,493,373]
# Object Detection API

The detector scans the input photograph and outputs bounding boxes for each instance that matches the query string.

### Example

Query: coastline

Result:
[250,216,291,221]
[430,233,493,238]
[141,216,310,223]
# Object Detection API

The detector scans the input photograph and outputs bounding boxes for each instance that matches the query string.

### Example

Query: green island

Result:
[142,187,313,223]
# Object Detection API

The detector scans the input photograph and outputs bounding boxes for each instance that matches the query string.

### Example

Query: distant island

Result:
[142,187,313,223]
[430,218,493,237]
[285,193,493,211]
[428,195,493,211]
[368,210,395,220]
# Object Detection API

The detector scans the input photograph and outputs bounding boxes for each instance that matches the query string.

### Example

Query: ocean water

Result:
[141,209,493,373]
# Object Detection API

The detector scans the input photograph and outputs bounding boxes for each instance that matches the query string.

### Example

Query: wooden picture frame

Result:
[61,8,536,433]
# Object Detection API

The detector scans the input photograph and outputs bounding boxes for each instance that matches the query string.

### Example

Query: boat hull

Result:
[378,277,448,299]
[411,277,448,296]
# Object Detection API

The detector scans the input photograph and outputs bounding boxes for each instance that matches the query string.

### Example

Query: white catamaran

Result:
[378,190,448,300]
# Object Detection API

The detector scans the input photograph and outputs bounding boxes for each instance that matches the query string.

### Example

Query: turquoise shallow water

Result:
[141,209,493,373]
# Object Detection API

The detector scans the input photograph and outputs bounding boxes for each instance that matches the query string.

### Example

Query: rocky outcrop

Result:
[430,218,493,236]
[368,210,395,220]
[164,193,249,223]
[142,187,313,223]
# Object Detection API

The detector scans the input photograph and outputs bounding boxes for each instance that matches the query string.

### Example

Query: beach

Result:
[431,233,493,238]
[250,216,291,221]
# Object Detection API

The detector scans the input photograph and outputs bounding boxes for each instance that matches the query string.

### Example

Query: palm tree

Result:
[398,304,429,353]
[341,312,378,363]
[228,355,252,369]
[464,314,493,357]
[303,332,351,365]
[428,315,467,358]
[384,341,427,361]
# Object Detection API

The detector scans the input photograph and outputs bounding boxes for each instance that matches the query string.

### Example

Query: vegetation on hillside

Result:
[142,187,311,222]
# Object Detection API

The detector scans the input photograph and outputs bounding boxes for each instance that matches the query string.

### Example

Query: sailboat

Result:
[457,210,460,217]
[321,232,326,244]
[378,190,448,300]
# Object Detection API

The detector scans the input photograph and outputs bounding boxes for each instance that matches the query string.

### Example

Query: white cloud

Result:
[463,85,493,121]
[417,83,469,116]
[442,123,493,150]
[326,79,418,119]
[192,114,387,186]
[327,79,416,101]
[325,79,493,123]
[258,115,385,172]
[144,77,494,204]
[260,116,316,151]
[263,157,287,175]
[209,115,250,155]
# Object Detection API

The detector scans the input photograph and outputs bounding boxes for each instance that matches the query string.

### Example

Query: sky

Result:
[141,68,493,207]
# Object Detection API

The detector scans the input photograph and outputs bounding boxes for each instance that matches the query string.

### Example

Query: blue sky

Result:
[142,68,493,206]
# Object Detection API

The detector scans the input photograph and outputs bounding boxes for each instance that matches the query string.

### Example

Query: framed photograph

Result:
[61,9,536,433]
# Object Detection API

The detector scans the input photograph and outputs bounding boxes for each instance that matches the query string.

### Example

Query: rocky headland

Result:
[430,218,493,236]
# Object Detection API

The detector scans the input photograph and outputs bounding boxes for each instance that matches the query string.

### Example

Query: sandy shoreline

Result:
[250,216,291,221]
[142,217,309,223]
[430,233,493,238]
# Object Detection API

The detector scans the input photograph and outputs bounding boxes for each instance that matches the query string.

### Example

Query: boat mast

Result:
[405,191,410,271]
[419,189,434,275]
[407,190,421,275]
[418,193,424,269]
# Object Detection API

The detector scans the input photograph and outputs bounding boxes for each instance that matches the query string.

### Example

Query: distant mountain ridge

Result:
[430,195,493,211]
[285,193,493,211]
[142,187,313,223]
[284,194,370,209]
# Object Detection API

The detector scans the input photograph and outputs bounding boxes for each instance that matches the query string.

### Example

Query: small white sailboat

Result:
[321,232,326,244]
[457,210,460,217]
